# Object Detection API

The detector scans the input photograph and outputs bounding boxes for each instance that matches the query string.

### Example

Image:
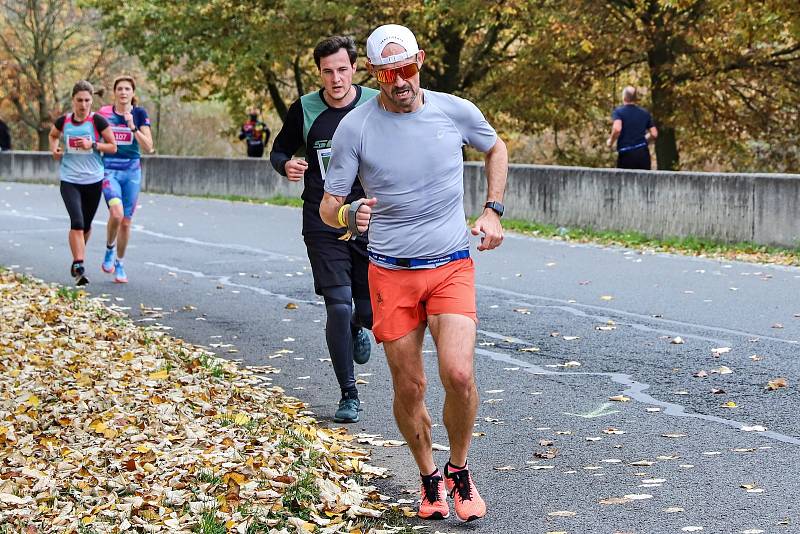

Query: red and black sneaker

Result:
[418,469,449,520]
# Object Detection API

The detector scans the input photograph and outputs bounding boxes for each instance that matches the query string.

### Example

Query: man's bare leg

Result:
[427,313,477,467]
[383,323,437,475]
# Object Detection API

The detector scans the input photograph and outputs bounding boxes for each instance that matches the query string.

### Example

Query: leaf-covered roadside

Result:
[0,270,402,533]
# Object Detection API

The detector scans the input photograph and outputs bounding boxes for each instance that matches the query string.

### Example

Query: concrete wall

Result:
[0,151,303,199]
[0,150,61,183]
[2,151,798,247]
[463,162,799,247]
[141,155,302,199]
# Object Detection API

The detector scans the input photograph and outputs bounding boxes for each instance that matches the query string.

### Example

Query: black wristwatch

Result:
[130,126,138,133]
[484,201,504,217]
[91,141,98,151]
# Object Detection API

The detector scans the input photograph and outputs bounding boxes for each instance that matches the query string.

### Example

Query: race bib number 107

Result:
[112,126,134,145]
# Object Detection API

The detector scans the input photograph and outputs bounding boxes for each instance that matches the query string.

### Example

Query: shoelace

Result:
[340,398,358,410]
[448,469,473,501]
[421,475,443,504]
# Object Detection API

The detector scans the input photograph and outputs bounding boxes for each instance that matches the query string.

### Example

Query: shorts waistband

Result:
[618,141,648,153]
[368,249,469,268]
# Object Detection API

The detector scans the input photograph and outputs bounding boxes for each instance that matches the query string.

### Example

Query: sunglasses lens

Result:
[375,69,396,84]
[399,63,419,79]
[375,62,419,84]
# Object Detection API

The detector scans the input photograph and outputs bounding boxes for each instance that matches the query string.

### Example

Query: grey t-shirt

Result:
[324,90,497,263]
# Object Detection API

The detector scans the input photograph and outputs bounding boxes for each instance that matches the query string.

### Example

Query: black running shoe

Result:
[71,262,89,286]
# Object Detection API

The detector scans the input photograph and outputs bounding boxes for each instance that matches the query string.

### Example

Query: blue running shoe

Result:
[113,260,128,283]
[102,247,115,273]
[333,397,360,423]
[353,327,371,365]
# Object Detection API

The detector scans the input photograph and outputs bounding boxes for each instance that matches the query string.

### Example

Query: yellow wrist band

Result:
[337,204,350,228]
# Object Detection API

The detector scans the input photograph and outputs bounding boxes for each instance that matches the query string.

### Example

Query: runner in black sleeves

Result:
[270,36,378,423]
[608,86,658,170]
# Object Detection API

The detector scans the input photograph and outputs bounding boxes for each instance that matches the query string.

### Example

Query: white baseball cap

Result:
[366,24,420,66]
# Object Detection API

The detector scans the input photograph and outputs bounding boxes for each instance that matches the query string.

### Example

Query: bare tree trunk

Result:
[37,129,50,151]
[647,31,680,170]
[293,55,304,99]
[258,64,288,121]
[36,70,50,151]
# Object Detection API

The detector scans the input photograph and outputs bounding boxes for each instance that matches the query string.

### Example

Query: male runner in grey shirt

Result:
[320,24,508,523]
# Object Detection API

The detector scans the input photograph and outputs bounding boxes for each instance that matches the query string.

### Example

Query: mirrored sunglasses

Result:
[373,62,420,84]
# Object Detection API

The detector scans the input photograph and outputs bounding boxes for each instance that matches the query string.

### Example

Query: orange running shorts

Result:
[368,258,477,343]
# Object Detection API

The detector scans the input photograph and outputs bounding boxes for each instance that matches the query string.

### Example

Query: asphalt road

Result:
[2,182,799,534]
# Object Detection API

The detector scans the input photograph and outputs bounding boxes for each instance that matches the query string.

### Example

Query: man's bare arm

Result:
[484,137,508,205]
[471,137,508,251]
[320,192,346,229]
[607,119,622,146]
[321,192,377,235]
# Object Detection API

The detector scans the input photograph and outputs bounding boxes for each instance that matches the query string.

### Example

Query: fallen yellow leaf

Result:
[25,394,40,408]
[149,369,169,380]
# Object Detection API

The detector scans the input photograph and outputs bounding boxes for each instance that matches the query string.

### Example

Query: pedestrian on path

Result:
[607,85,658,170]
[239,109,270,158]
[0,117,11,151]
[270,36,378,424]
[48,80,117,286]
[320,24,508,523]
[98,75,154,283]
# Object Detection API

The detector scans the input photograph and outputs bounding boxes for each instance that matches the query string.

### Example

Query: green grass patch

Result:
[264,195,304,208]
[280,470,319,520]
[191,193,303,208]
[57,286,81,301]
[195,508,226,534]
[198,354,226,378]
[277,428,311,452]
[197,469,222,486]
[17,273,36,284]
[493,217,800,266]
[236,502,286,532]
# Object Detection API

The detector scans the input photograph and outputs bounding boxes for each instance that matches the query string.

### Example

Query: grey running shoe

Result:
[333,397,360,423]
[353,327,371,365]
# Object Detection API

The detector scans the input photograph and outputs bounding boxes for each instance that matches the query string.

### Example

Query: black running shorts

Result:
[303,231,370,298]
